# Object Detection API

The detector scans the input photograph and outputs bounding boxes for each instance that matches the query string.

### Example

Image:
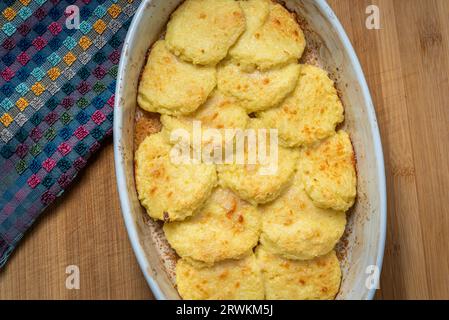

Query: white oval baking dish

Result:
[114,0,387,300]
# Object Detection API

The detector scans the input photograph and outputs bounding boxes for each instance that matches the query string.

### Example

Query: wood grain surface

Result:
[1,0,448,300]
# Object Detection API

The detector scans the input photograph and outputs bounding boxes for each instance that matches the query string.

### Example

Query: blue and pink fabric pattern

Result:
[0,0,140,268]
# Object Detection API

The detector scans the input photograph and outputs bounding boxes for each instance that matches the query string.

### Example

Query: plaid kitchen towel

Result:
[0,0,140,268]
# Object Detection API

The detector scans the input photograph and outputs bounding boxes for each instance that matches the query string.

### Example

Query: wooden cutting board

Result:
[1,0,448,299]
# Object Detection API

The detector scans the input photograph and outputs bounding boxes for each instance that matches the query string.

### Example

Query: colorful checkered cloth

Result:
[0,0,140,268]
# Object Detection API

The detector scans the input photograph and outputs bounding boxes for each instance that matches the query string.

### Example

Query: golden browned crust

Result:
[299,131,357,212]
[256,246,342,300]
[165,0,246,65]
[164,188,261,265]
[176,254,265,300]
[137,40,216,115]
